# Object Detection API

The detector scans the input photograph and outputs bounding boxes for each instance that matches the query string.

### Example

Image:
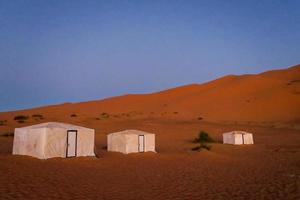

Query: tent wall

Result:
[77,129,95,157]
[124,134,155,154]
[243,134,254,144]
[13,122,95,159]
[144,134,155,152]
[107,134,126,153]
[13,128,46,159]
[223,133,234,145]
[44,128,68,159]
[44,128,95,159]
[234,134,243,145]
[12,128,26,155]
[108,132,155,154]
[125,134,139,153]
[223,132,254,145]
[223,133,243,145]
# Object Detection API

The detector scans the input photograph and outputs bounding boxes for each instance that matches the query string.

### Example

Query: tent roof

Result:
[223,131,252,135]
[108,129,154,136]
[17,122,93,131]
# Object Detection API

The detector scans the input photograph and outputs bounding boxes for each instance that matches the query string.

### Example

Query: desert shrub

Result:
[70,114,77,117]
[197,117,203,120]
[200,143,211,150]
[120,113,131,117]
[191,146,200,151]
[32,114,44,119]
[0,120,7,126]
[173,112,178,114]
[287,79,300,85]
[101,113,109,119]
[192,144,211,151]
[193,131,214,143]
[14,115,29,123]
[1,132,14,137]
[192,131,214,151]
[32,114,44,121]
[14,115,29,121]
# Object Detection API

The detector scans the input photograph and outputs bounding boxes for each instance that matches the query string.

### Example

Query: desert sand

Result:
[0,65,299,199]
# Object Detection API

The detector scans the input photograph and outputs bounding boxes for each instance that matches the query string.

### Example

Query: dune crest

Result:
[0,64,299,126]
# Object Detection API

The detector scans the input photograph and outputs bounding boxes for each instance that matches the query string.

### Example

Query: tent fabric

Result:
[223,131,254,145]
[13,122,95,159]
[107,130,155,154]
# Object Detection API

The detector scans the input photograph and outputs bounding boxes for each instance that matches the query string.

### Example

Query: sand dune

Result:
[0,64,299,129]
[0,65,300,199]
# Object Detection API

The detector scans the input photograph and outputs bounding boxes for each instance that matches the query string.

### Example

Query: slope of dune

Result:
[0,65,300,200]
[0,64,299,128]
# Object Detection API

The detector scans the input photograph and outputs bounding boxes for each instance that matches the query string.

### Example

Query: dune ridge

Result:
[0,65,300,200]
[0,64,299,127]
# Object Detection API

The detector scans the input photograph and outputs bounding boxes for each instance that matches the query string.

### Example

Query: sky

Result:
[0,0,299,111]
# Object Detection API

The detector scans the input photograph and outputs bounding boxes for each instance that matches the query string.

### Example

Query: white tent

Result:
[223,131,254,145]
[13,122,95,159]
[107,130,155,154]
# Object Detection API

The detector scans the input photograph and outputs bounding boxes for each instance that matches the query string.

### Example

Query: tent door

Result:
[66,130,77,157]
[138,135,145,152]
[242,134,245,144]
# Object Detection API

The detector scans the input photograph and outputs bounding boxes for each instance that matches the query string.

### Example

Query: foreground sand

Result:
[0,65,299,199]
[0,119,299,200]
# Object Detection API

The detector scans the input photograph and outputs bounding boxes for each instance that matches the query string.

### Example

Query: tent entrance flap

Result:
[66,130,77,157]
[242,134,245,144]
[138,135,145,152]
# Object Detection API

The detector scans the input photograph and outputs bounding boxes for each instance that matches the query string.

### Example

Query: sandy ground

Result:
[0,119,299,200]
[0,65,299,199]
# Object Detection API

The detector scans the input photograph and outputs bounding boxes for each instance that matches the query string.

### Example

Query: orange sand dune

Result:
[0,64,299,129]
[0,65,300,200]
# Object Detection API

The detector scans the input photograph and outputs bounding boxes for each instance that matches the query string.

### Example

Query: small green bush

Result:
[32,114,44,119]
[192,143,212,151]
[193,131,214,143]
[100,112,109,118]
[14,115,29,121]
[0,120,7,126]
[192,131,213,151]
[32,114,44,121]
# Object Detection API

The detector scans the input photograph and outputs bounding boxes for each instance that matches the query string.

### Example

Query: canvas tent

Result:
[107,130,155,154]
[13,122,95,159]
[223,131,254,145]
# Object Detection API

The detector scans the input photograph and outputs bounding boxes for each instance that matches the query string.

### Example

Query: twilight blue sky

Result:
[0,0,299,111]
